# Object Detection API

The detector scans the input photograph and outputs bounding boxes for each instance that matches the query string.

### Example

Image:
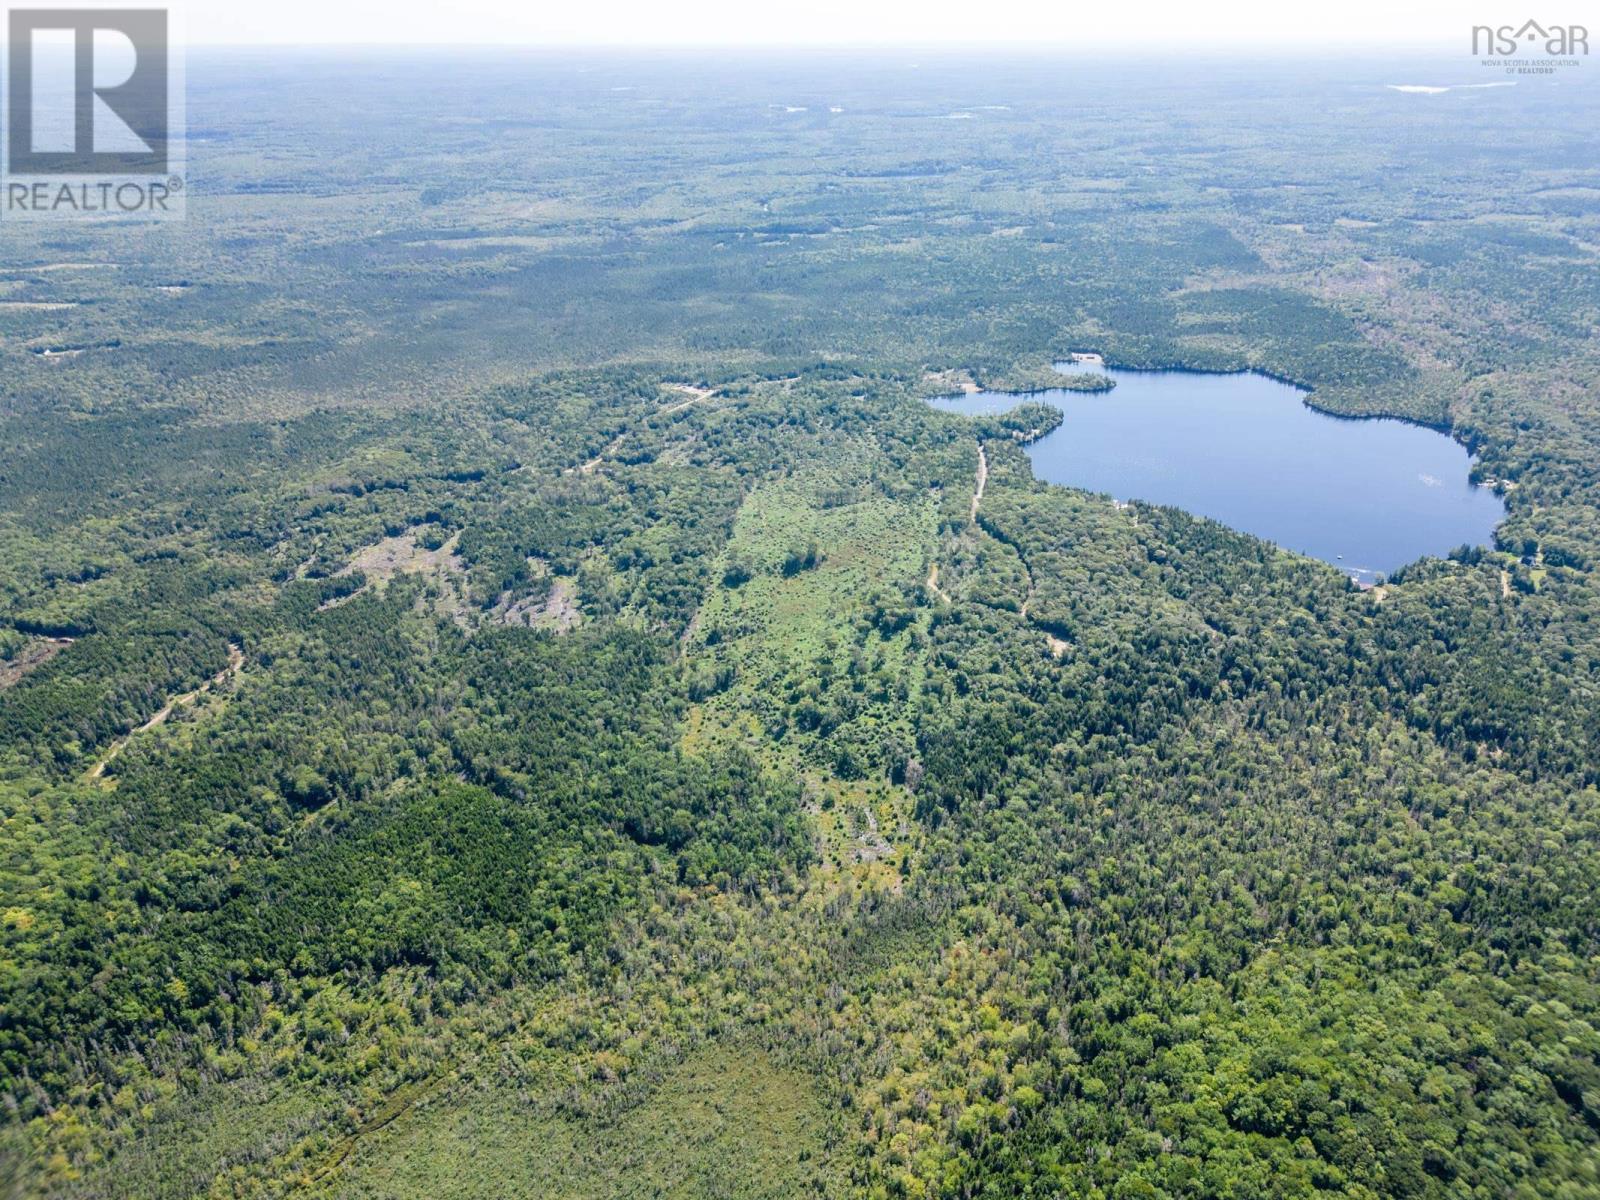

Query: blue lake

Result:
[930,360,1506,582]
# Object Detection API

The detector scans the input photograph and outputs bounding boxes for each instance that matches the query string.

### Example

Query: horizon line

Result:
[145,38,1485,55]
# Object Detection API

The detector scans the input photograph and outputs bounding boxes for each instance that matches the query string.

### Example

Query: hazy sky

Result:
[181,0,1563,50]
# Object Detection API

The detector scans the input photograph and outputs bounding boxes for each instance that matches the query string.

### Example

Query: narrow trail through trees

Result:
[86,643,244,781]
[947,440,1056,657]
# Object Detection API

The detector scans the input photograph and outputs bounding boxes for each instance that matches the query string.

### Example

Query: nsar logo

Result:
[1472,19,1588,56]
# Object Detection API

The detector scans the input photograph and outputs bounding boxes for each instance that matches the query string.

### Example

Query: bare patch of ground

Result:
[493,575,581,632]
[1044,633,1070,659]
[665,382,716,399]
[923,368,982,395]
[345,531,462,583]
[0,637,72,689]
[321,531,466,610]
[851,805,895,865]
[0,301,78,311]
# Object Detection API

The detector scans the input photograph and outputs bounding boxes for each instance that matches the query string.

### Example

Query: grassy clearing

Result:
[25,1081,328,1199]
[680,473,936,779]
[676,471,935,893]
[319,1045,841,1199]
[806,772,913,892]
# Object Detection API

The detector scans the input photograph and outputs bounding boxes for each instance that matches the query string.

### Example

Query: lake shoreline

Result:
[929,358,1506,581]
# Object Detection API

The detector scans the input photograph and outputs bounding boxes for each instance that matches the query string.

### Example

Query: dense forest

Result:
[2,50,1599,1199]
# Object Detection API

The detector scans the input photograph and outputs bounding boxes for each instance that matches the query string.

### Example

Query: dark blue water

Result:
[930,361,1505,582]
